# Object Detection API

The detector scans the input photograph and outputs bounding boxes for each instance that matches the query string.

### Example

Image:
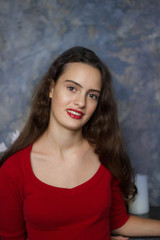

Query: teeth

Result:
[67,110,81,116]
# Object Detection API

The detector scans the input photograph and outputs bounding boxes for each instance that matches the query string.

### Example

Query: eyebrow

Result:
[65,80,101,93]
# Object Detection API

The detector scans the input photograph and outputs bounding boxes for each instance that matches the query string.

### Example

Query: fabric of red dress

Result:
[0,145,129,240]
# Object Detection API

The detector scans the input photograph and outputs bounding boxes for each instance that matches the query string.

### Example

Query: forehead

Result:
[58,62,102,89]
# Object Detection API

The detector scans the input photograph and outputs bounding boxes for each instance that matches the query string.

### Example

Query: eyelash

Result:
[67,86,76,92]
[67,86,99,100]
[88,93,98,100]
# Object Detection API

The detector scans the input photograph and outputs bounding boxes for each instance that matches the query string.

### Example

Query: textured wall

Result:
[0,0,160,206]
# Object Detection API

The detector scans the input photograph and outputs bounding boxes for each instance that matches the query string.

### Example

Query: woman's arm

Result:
[0,165,27,240]
[111,236,129,240]
[112,215,160,237]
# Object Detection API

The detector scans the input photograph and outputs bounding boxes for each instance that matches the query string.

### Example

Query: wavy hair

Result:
[0,46,136,201]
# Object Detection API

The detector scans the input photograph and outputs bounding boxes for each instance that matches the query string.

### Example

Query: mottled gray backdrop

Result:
[0,0,160,206]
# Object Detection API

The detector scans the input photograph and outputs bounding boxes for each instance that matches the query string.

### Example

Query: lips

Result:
[66,108,84,119]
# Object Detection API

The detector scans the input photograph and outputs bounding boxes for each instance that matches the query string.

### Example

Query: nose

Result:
[74,92,86,108]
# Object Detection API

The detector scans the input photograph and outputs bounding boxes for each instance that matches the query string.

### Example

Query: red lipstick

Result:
[66,108,84,119]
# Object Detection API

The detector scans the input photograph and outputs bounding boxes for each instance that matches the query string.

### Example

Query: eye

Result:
[67,86,76,92]
[88,93,98,100]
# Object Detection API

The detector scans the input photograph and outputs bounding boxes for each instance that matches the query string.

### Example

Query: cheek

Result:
[51,92,70,110]
[88,101,98,113]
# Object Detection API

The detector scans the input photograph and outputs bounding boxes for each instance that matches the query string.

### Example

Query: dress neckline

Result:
[25,144,106,195]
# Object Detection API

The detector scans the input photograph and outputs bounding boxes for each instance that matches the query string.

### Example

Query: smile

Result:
[66,109,84,119]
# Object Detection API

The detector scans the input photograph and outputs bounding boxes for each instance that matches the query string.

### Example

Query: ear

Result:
[49,80,55,98]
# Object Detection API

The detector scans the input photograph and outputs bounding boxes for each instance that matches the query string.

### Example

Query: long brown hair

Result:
[0,46,136,201]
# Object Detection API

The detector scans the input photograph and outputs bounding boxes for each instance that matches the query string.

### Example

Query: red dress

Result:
[0,145,129,240]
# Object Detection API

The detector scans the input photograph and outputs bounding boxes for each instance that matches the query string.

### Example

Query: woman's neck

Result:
[35,123,87,160]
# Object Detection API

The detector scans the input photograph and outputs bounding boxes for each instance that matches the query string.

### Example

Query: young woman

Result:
[0,46,160,240]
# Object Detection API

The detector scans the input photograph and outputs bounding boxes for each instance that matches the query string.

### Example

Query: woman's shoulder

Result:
[0,146,32,200]
[101,163,121,186]
[0,145,32,177]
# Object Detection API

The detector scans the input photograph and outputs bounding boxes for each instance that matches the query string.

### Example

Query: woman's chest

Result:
[23,172,112,231]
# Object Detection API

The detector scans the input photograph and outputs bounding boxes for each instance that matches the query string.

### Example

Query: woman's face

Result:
[49,62,102,132]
